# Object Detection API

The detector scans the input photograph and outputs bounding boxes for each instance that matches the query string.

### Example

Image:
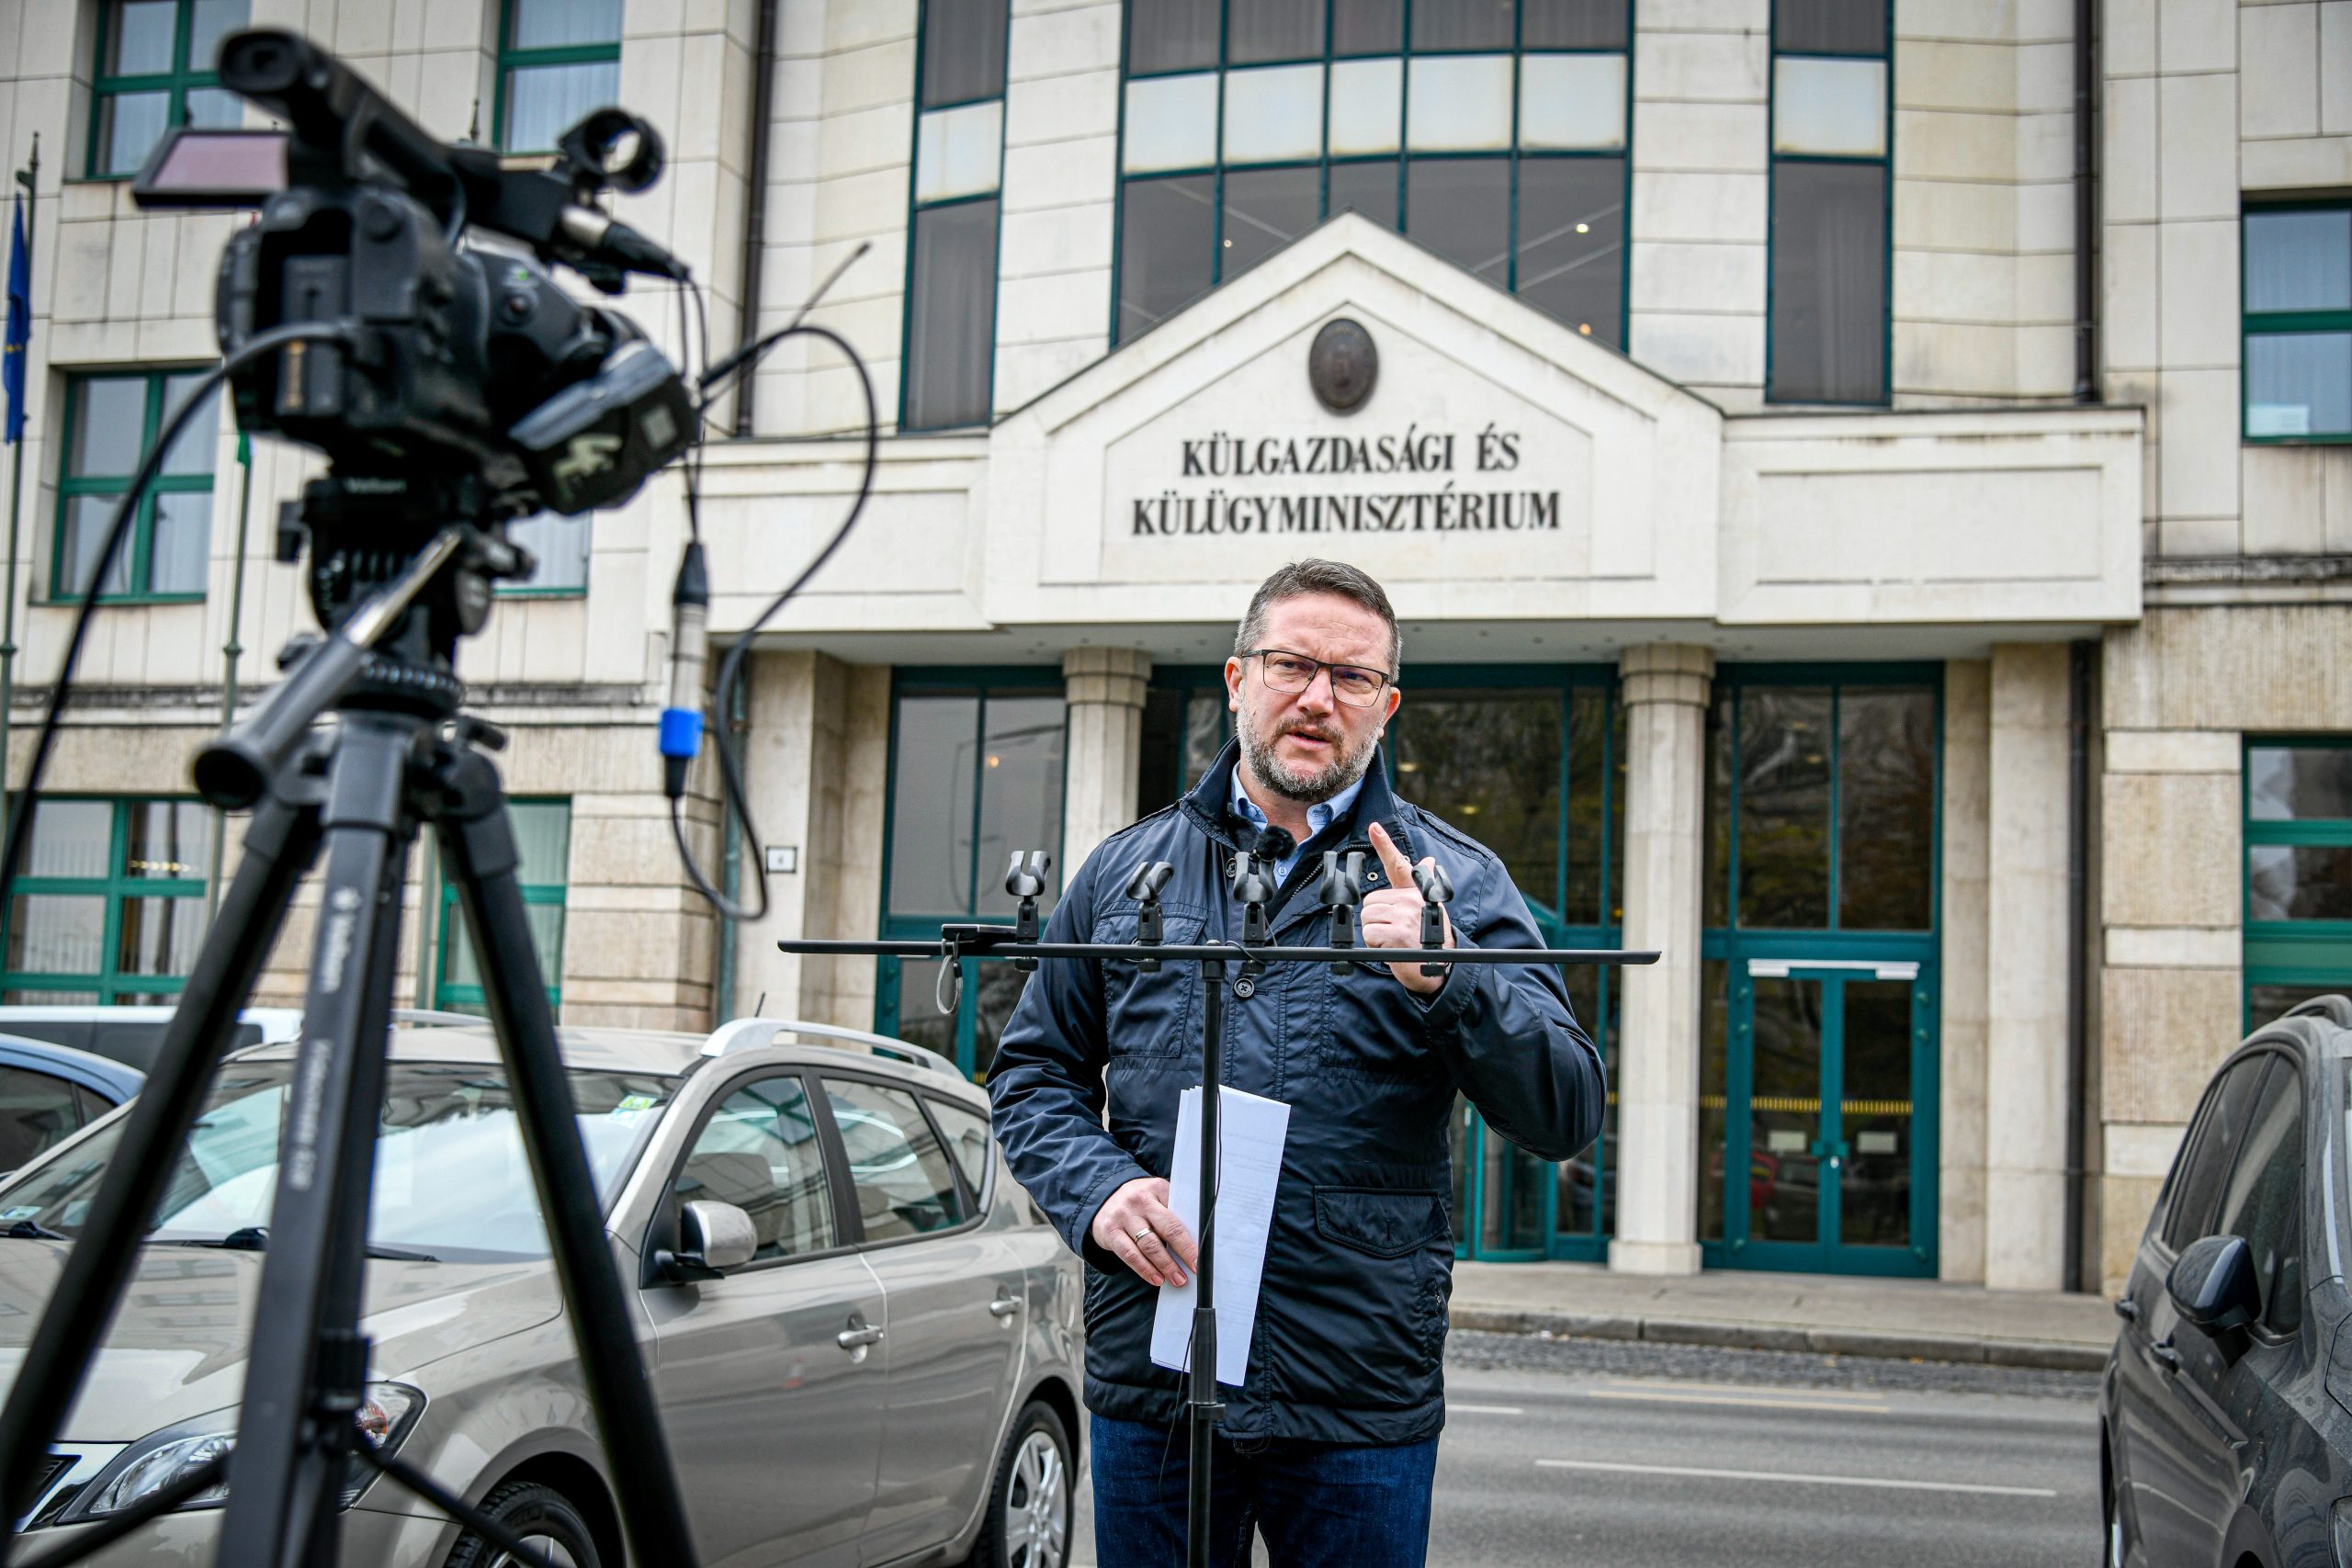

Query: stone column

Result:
[1609,645,1714,1277]
[1061,649,1153,874]
[1939,660,1993,1284]
[1984,644,2072,1291]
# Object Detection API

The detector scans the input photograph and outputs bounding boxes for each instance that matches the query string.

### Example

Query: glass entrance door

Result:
[1727,957,1934,1276]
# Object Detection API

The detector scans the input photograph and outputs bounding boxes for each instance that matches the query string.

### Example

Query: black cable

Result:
[669,321,879,922]
[0,322,356,927]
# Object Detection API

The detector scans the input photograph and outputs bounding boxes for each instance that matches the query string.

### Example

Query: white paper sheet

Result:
[1149,1084,1291,1387]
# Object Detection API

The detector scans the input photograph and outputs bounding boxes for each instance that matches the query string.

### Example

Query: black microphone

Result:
[1251,825,1295,865]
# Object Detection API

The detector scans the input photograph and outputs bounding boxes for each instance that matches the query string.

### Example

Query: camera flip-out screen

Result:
[131,127,288,209]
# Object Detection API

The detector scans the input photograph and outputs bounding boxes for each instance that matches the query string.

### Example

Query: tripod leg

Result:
[0,784,322,1542]
[215,716,413,1568]
[431,745,702,1568]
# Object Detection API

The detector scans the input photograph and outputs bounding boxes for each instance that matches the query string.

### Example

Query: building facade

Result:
[0,0,2346,1292]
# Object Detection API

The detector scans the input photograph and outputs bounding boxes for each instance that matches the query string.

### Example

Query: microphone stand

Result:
[777,851,1661,1568]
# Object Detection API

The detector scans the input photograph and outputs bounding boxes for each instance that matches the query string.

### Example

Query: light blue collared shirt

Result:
[1229,768,1367,886]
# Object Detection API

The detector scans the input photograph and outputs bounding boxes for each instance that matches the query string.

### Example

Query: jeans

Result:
[1088,1413,1440,1568]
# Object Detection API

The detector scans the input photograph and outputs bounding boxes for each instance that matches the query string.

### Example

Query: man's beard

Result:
[1238,696,1380,805]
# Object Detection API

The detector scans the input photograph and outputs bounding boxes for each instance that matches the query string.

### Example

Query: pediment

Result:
[985,214,1724,626]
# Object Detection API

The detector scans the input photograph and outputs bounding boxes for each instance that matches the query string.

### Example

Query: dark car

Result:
[2101,993,2352,1568]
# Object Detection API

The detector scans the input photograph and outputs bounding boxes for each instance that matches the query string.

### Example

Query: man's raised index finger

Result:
[1368,820,1417,887]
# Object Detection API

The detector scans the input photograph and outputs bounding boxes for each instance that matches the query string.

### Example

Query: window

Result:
[675,1076,838,1260]
[1768,0,1890,404]
[2162,1055,2269,1253]
[435,799,570,1014]
[903,0,1010,430]
[1114,0,1631,345]
[1703,674,1939,932]
[877,674,1066,1077]
[499,0,622,154]
[0,1067,95,1172]
[927,1098,995,1210]
[823,1077,968,1241]
[502,513,592,595]
[55,371,220,602]
[2245,206,2352,440]
[1,797,210,1005]
[2244,740,2352,1029]
[1136,666,1233,812]
[88,0,249,178]
[2211,1056,2303,1330]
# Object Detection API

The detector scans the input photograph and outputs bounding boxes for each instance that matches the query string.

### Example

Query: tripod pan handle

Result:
[194,633,369,808]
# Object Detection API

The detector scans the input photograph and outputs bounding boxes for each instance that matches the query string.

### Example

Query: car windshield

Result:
[0,1060,677,1264]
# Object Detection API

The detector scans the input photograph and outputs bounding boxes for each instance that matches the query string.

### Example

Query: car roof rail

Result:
[390,1009,489,1028]
[2284,994,2352,1029]
[701,1017,963,1081]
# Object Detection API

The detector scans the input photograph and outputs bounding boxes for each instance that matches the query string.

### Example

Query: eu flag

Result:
[3,194,27,446]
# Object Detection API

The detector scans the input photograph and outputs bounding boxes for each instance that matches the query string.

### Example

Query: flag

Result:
[3,194,28,446]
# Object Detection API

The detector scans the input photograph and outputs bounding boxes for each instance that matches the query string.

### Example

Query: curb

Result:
[1449,1305,2109,1373]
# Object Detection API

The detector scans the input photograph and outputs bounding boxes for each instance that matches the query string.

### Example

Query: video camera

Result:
[129,28,695,635]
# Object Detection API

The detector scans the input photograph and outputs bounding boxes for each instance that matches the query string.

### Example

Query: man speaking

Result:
[989,559,1604,1567]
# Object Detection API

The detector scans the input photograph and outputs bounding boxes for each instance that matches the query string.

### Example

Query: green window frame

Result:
[53,369,220,604]
[2244,738,2352,1030]
[1765,0,1894,406]
[1,796,213,1004]
[1112,0,1635,348]
[902,0,1012,432]
[875,669,1069,1078]
[2242,202,2352,443]
[496,0,624,155]
[497,512,592,598]
[86,0,249,180]
[433,798,571,1014]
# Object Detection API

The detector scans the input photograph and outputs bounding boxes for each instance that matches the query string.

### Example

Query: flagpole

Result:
[205,431,254,915]
[1,133,37,853]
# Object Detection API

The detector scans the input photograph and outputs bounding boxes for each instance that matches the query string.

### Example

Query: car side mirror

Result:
[2167,1235,2261,1334]
[657,1201,758,1282]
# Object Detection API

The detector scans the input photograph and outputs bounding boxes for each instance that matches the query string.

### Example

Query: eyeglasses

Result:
[1241,649,1395,708]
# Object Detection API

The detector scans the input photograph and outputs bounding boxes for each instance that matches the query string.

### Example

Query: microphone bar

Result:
[775,938,1660,966]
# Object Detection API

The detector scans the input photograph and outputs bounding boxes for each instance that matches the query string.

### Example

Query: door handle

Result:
[837,1323,885,1349]
[989,1296,1023,1318]
[2113,1298,2139,1323]
[2150,1338,2181,1373]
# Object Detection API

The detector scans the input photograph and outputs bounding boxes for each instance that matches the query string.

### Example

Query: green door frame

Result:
[1710,949,1939,1276]
[1699,663,1943,1278]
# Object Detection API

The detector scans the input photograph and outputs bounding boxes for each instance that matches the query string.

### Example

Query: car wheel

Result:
[442,1480,600,1568]
[968,1400,1073,1568]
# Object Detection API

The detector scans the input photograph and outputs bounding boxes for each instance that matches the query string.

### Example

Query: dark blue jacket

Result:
[989,740,1605,1445]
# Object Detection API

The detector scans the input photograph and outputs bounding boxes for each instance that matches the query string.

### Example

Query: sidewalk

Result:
[1449,1261,2118,1372]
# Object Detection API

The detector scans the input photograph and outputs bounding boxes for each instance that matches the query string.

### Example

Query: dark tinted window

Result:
[1776,0,1886,53]
[1333,0,1404,53]
[675,1076,838,1261]
[1516,157,1626,346]
[922,0,1009,105]
[1227,0,1323,63]
[1328,161,1400,229]
[0,1068,84,1170]
[1406,159,1510,288]
[2165,1057,2272,1252]
[929,1099,995,1207]
[1769,160,1888,403]
[1127,0,1219,73]
[1737,688,1832,928]
[1412,0,1517,51]
[2212,1058,2304,1329]
[827,1078,968,1241]
[1838,688,1936,930]
[1119,175,1216,340]
[1523,0,1629,49]
[1222,165,1321,278]
[904,199,1000,431]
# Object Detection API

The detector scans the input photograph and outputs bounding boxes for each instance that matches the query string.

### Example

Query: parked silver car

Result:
[0,1018,1083,1568]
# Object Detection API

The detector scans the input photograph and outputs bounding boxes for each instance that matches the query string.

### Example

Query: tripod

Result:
[0,516,699,1568]
[781,848,1659,1568]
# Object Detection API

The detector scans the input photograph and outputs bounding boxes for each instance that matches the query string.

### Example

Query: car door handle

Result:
[2150,1338,2181,1373]
[989,1296,1023,1318]
[837,1325,885,1349]
[2114,1298,2139,1323]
